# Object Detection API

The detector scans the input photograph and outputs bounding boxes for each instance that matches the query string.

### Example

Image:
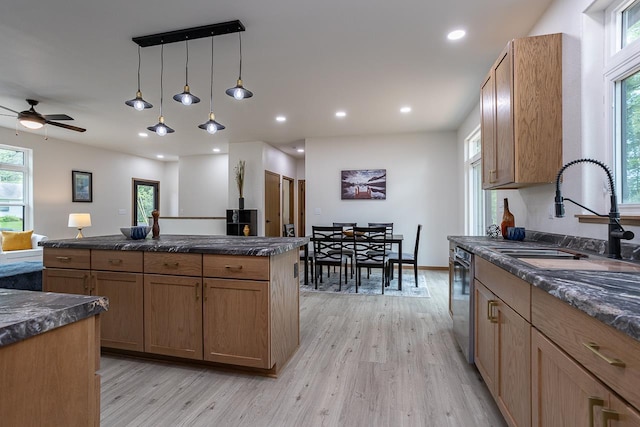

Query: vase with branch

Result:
[235,160,246,209]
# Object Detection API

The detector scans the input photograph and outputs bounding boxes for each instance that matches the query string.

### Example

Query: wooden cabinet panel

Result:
[475,257,531,321]
[91,250,143,273]
[44,248,91,270]
[203,254,269,281]
[203,278,271,368]
[144,252,202,277]
[475,280,496,394]
[609,395,640,426]
[481,72,497,187]
[43,268,90,295]
[494,48,514,187]
[532,286,640,411]
[94,271,144,351]
[144,274,203,360]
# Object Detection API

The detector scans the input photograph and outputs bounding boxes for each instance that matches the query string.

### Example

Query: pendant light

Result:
[173,39,200,105]
[147,44,174,136]
[125,46,153,110]
[225,32,253,100]
[199,36,225,134]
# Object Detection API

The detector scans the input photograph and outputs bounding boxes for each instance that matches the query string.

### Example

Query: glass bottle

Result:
[500,198,515,239]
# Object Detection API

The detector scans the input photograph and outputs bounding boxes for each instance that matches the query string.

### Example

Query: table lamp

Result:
[68,213,92,238]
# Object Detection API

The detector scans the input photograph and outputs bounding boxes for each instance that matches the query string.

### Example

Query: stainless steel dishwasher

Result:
[451,246,474,363]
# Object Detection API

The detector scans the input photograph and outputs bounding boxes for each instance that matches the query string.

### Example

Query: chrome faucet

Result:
[554,158,634,259]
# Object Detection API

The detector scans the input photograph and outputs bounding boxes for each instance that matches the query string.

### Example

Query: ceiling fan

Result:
[0,99,86,133]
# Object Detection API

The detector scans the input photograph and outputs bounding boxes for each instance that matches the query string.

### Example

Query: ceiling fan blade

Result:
[43,114,73,121]
[0,113,16,118]
[46,120,86,133]
[0,105,19,114]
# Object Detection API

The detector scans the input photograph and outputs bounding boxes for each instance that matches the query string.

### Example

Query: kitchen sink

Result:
[493,247,584,259]
[492,247,640,272]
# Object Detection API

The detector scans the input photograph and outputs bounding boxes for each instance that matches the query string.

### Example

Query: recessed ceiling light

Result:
[213,148,221,153]
[400,106,412,113]
[447,29,466,41]
[156,154,164,159]
[335,111,346,118]
[138,132,148,138]
[276,116,286,122]
[297,148,305,153]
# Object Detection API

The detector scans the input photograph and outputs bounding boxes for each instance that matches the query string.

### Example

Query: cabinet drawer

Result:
[532,286,640,410]
[91,250,143,272]
[144,252,202,276]
[44,248,91,270]
[475,257,530,321]
[203,255,269,280]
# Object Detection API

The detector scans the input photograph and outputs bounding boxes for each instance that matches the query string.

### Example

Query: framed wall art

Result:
[341,169,386,200]
[72,170,93,202]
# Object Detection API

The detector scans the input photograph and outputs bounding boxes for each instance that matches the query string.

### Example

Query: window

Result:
[0,145,32,231]
[465,127,487,235]
[132,179,159,226]
[606,0,640,209]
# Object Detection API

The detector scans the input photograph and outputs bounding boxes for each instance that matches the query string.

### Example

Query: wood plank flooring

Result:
[99,270,506,426]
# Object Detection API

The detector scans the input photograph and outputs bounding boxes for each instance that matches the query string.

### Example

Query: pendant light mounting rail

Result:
[132,20,245,48]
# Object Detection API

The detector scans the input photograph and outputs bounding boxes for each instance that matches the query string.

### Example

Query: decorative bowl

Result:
[120,226,151,240]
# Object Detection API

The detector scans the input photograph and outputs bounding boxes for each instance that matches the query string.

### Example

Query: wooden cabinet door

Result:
[43,268,90,295]
[608,395,640,426]
[144,274,203,360]
[532,329,608,427]
[496,299,531,427]
[474,280,496,394]
[494,47,515,187]
[203,278,271,369]
[94,271,144,352]
[481,72,497,189]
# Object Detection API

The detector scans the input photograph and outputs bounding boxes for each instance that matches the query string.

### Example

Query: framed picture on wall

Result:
[341,169,386,200]
[72,170,93,202]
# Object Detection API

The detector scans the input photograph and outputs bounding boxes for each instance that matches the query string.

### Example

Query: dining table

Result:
[303,233,405,290]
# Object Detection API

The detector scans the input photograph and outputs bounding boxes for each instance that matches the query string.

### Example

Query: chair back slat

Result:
[368,222,393,250]
[353,226,387,265]
[312,226,345,263]
[283,223,295,237]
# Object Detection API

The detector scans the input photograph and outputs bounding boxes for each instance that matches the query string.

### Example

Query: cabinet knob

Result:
[487,300,498,323]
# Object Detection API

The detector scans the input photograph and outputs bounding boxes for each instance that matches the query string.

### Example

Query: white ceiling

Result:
[0,0,554,161]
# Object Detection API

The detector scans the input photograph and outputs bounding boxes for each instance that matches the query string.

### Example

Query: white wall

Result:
[305,132,458,267]
[178,154,228,217]
[457,0,639,245]
[1,127,168,239]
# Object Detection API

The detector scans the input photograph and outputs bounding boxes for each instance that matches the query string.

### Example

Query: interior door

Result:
[264,171,280,237]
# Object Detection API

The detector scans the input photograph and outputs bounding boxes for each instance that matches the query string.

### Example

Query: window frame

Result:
[605,0,640,212]
[464,126,488,235]
[0,144,33,231]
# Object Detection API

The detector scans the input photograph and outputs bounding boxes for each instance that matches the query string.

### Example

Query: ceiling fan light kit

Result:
[0,98,86,133]
[129,20,252,135]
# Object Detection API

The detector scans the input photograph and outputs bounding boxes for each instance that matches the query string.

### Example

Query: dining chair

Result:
[283,223,313,279]
[312,226,349,290]
[353,226,389,294]
[332,222,356,278]
[366,222,393,279]
[387,224,422,286]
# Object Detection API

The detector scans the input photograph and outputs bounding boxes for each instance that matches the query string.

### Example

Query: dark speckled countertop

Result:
[448,235,640,343]
[41,234,309,256]
[0,289,108,347]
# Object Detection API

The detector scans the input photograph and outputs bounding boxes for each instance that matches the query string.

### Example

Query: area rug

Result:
[300,269,430,298]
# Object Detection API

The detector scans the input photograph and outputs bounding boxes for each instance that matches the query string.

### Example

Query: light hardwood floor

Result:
[100,270,506,426]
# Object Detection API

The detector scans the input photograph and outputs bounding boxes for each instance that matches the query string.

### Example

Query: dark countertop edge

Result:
[41,235,310,256]
[447,235,640,343]
[0,291,108,348]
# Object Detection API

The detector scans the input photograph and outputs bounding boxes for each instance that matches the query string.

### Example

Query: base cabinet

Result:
[203,278,270,368]
[532,329,640,427]
[144,274,203,360]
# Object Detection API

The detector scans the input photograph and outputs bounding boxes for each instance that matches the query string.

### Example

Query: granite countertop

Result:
[0,289,108,348]
[41,234,310,256]
[448,235,640,343]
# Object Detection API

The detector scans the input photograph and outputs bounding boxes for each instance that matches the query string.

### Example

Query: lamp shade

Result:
[68,213,92,228]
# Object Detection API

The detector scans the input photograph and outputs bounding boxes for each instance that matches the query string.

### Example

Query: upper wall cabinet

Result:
[480,33,563,189]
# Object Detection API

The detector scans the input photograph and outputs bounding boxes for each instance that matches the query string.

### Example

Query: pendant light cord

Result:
[210,36,214,112]
[185,39,190,85]
[160,43,164,116]
[137,46,142,91]
[238,32,243,79]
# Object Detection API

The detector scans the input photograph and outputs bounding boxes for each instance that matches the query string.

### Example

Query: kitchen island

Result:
[0,288,107,426]
[41,234,308,376]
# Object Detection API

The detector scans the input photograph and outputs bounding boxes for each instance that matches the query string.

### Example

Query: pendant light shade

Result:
[226,32,253,100]
[125,46,153,110]
[148,44,174,136]
[199,36,225,134]
[173,40,200,105]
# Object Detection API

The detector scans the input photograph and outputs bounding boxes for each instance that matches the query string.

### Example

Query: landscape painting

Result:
[341,169,386,200]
